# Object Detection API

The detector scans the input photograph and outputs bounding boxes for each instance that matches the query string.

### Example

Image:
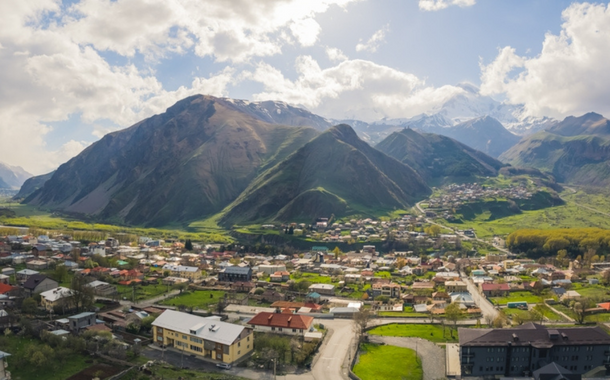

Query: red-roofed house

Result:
[247,312,314,336]
[480,283,510,297]
[0,283,14,295]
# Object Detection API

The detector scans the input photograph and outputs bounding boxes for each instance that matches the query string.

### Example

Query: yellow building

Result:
[162,264,202,281]
[152,310,253,364]
[40,287,74,311]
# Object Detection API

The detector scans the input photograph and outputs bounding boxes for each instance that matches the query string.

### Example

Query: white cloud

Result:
[355,25,388,53]
[58,0,357,62]
[480,2,610,118]
[0,2,239,174]
[419,0,475,11]
[325,46,348,62]
[246,56,464,121]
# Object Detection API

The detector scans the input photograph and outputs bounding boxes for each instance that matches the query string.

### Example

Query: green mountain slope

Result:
[26,95,319,226]
[375,128,506,183]
[219,124,431,225]
[500,131,610,186]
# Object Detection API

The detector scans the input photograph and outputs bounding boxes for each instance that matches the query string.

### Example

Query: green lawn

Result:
[368,323,457,343]
[116,282,171,301]
[489,291,544,305]
[553,304,578,320]
[158,290,226,309]
[537,304,565,322]
[571,283,610,300]
[1,335,90,380]
[353,344,422,380]
[294,273,336,284]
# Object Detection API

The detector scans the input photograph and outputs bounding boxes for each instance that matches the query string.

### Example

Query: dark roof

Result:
[533,362,581,380]
[459,322,610,347]
[23,274,55,290]
[221,266,252,275]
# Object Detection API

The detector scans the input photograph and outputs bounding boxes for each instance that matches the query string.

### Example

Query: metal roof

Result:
[152,310,247,346]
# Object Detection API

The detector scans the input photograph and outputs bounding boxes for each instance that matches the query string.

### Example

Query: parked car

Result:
[216,363,232,370]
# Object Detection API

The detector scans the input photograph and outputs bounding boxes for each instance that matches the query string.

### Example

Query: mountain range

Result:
[0,162,32,189]
[24,95,521,227]
[500,113,610,187]
[375,128,506,182]
[219,124,430,226]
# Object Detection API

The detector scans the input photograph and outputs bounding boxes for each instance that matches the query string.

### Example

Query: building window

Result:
[293,329,297,333]
[279,328,283,332]
[271,327,275,331]
[238,342,241,347]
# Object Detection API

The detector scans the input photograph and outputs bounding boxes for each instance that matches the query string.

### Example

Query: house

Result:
[459,322,610,377]
[248,311,314,336]
[0,283,14,297]
[40,287,74,311]
[445,280,467,293]
[16,269,39,284]
[231,281,256,293]
[270,301,323,313]
[67,311,98,332]
[270,271,290,282]
[450,292,475,308]
[153,310,253,364]
[371,282,401,298]
[560,290,582,302]
[85,280,117,296]
[26,260,48,270]
[162,264,202,281]
[308,284,335,296]
[412,282,435,291]
[261,290,284,303]
[0,350,10,380]
[480,283,510,297]
[258,265,287,275]
[432,291,450,302]
[22,274,59,295]
[0,275,8,285]
[218,267,252,282]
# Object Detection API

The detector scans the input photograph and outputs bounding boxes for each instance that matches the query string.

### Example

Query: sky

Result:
[1,0,610,175]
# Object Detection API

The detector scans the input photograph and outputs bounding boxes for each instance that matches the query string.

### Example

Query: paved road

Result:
[463,276,498,321]
[369,336,446,380]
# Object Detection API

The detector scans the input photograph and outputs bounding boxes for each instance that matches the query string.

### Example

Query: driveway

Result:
[368,336,446,380]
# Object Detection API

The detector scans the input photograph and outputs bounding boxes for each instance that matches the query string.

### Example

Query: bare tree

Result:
[353,309,372,343]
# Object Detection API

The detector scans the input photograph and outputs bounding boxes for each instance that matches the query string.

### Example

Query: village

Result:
[426,183,534,209]
[2,224,610,380]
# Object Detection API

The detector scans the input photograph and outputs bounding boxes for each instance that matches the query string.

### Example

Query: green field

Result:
[1,335,90,380]
[353,344,422,380]
[116,282,171,301]
[571,283,610,300]
[489,291,545,305]
[368,323,457,343]
[0,202,232,243]
[158,290,226,309]
[440,189,610,238]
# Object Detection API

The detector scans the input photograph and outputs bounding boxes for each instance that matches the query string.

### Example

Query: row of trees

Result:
[507,228,610,258]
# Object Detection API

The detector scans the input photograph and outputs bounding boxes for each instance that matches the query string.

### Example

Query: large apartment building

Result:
[152,310,253,364]
[459,323,610,377]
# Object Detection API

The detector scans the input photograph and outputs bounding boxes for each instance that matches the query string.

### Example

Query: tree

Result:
[573,301,587,324]
[52,264,69,283]
[425,225,441,238]
[216,298,227,315]
[172,282,188,294]
[332,246,343,259]
[185,239,193,251]
[484,314,494,327]
[445,303,463,338]
[22,297,38,315]
[70,275,95,312]
[353,309,372,343]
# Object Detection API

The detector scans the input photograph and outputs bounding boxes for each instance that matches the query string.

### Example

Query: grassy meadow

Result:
[353,344,422,380]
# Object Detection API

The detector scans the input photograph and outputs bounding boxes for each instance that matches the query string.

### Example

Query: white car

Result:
[216,363,232,370]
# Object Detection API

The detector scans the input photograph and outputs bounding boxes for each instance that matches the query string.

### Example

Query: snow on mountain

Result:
[377,83,556,135]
